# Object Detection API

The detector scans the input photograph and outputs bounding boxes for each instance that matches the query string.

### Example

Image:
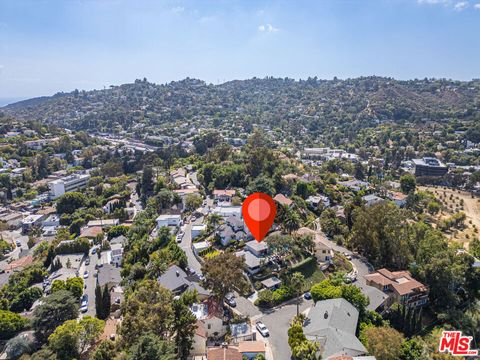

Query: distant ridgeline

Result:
[2,77,480,134]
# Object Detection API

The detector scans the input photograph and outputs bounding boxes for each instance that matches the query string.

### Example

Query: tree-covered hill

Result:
[2,76,480,132]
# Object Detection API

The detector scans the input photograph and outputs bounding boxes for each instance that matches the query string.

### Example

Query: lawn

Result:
[287,257,326,292]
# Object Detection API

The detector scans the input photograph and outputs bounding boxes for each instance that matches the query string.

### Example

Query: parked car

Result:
[176,232,184,243]
[85,258,90,266]
[83,271,89,279]
[80,295,88,312]
[225,293,236,307]
[344,252,352,260]
[91,248,97,255]
[303,292,312,300]
[256,321,270,337]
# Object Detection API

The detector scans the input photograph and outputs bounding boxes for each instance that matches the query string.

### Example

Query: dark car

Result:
[303,292,312,300]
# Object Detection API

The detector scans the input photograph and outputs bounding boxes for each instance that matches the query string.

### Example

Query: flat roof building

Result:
[412,157,448,177]
[49,173,91,199]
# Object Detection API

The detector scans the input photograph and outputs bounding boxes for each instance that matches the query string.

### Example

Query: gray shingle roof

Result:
[303,298,367,358]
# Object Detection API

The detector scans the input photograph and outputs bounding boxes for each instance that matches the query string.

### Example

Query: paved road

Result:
[180,216,203,274]
[257,297,313,360]
[82,250,100,317]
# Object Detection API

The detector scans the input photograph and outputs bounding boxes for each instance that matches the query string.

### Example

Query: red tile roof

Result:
[207,346,242,360]
[273,194,293,206]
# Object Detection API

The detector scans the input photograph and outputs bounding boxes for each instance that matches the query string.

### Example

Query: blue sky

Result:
[0,0,479,99]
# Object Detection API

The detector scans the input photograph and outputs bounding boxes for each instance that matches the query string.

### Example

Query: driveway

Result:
[82,250,100,317]
[256,297,313,360]
[180,216,203,274]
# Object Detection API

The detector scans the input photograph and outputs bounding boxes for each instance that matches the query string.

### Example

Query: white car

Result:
[256,321,269,337]
[83,271,89,279]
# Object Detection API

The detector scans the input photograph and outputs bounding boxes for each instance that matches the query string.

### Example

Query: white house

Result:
[110,243,123,267]
[156,214,182,230]
[191,224,207,239]
[212,206,242,218]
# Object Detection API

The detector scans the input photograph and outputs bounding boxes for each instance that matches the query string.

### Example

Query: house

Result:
[193,241,210,255]
[97,264,122,290]
[80,226,103,239]
[364,268,429,308]
[387,192,408,207]
[192,224,207,239]
[156,214,182,230]
[235,250,265,275]
[1,255,34,273]
[314,232,334,263]
[230,321,255,342]
[207,345,242,360]
[110,243,123,267]
[303,298,367,359]
[42,214,60,228]
[110,235,127,247]
[339,180,370,192]
[190,297,226,338]
[21,214,46,233]
[306,195,331,209]
[103,199,121,214]
[238,341,266,360]
[0,212,23,229]
[157,265,211,300]
[86,219,120,228]
[213,189,236,203]
[245,240,268,257]
[362,194,385,207]
[273,193,293,207]
[191,321,207,358]
[212,206,242,218]
[261,276,282,291]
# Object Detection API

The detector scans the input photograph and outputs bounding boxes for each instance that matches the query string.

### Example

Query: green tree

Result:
[184,193,203,212]
[127,332,176,360]
[48,316,104,360]
[400,174,416,194]
[9,286,43,312]
[102,284,111,319]
[93,340,116,360]
[120,280,174,347]
[202,252,248,305]
[56,192,86,214]
[362,326,404,360]
[246,175,275,196]
[0,310,29,340]
[172,291,197,360]
[141,165,154,197]
[51,279,67,293]
[6,334,33,359]
[290,272,305,316]
[32,290,79,342]
[310,279,342,303]
[95,284,106,320]
[66,277,84,298]
[288,319,319,360]
[351,202,412,269]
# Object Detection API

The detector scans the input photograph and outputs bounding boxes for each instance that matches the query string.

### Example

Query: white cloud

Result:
[417,0,448,4]
[454,1,469,10]
[474,2,480,8]
[171,6,184,14]
[258,24,279,33]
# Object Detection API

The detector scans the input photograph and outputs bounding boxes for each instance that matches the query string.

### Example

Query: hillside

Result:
[2,76,480,133]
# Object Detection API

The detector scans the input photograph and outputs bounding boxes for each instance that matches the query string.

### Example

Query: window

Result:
[208,324,211,330]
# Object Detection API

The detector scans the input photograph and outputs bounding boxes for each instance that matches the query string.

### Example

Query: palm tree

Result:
[290,272,305,317]
[208,213,222,234]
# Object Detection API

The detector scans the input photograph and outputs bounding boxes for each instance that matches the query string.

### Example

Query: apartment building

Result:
[49,173,91,199]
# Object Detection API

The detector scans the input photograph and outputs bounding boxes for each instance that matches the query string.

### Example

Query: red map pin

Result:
[242,192,277,242]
